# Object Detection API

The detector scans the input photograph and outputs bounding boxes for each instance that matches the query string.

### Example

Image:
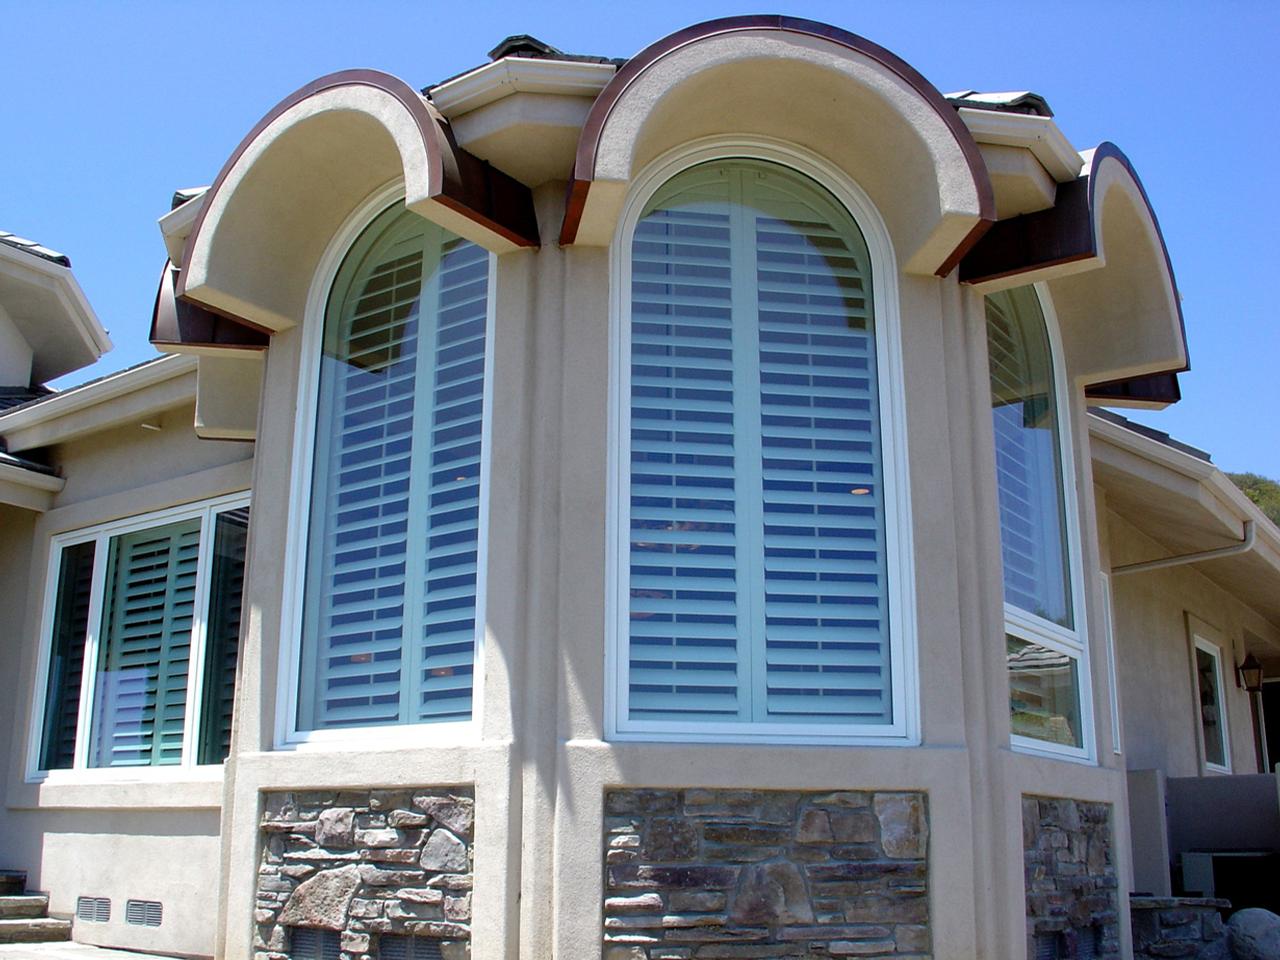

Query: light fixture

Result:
[1236,652,1264,693]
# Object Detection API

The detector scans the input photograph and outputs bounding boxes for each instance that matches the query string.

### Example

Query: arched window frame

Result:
[606,137,918,745]
[989,283,1096,763]
[276,179,496,749]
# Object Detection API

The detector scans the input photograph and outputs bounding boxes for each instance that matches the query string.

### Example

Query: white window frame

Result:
[999,284,1096,764]
[1192,634,1231,774]
[275,179,494,750]
[1098,571,1122,755]
[605,136,918,745]
[26,490,251,783]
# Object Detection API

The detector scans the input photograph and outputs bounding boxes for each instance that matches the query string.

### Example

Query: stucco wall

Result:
[1106,509,1272,777]
[0,407,253,958]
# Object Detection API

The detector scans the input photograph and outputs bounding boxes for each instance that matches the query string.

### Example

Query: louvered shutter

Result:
[301,207,487,730]
[198,506,250,764]
[39,540,97,769]
[90,517,201,766]
[626,160,890,727]
[985,289,1072,628]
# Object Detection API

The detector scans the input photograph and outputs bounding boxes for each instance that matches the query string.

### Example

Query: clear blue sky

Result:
[5,1,1278,475]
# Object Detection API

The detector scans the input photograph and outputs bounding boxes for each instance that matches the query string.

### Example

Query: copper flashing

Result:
[558,14,996,267]
[962,142,1189,398]
[1085,372,1181,408]
[175,69,538,319]
[151,261,270,351]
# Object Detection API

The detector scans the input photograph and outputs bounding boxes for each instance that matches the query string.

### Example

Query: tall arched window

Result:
[296,204,490,733]
[985,286,1089,756]
[612,156,910,741]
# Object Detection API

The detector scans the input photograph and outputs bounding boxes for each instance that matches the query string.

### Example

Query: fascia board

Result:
[0,354,197,451]
[159,193,208,268]
[0,464,63,511]
[1089,412,1280,556]
[0,245,113,363]
[958,107,1083,184]
[430,58,617,117]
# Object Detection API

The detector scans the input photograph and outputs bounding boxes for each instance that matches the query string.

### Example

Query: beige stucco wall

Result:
[1106,509,1273,777]
[0,399,252,958]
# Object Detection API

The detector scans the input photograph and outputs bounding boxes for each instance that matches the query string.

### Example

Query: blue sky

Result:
[5,1,1278,475]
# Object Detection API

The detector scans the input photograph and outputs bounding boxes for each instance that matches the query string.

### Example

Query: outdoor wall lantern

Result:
[1236,652,1265,692]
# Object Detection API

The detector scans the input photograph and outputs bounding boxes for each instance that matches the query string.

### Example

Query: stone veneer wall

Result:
[603,788,931,959]
[1022,794,1120,959]
[255,787,474,960]
[1130,897,1229,960]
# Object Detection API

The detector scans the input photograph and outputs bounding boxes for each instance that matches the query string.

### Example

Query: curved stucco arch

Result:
[559,15,995,277]
[177,70,538,334]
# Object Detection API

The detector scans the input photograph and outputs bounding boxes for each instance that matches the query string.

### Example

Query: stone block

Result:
[828,939,896,955]
[606,893,664,913]
[607,790,680,815]
[278,865,362,930]
[645,818,700,860]
[873,793,927,859]
[728,860,815,926]
[421,829,469,872]
[668,891,725,912]
[316,807,356,848]
[414,794,475,838]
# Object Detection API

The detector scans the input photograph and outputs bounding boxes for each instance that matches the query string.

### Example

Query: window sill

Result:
[1010,734,1095,766]
[10,767,225,811]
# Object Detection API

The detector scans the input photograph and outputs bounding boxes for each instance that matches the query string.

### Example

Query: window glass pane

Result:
[300,205,487,731]
[39,540,97,770]
[986,288,1073,628]
[1196,645,1227,767]
[89,517,202,767]
[627,159,889,727]
[198,506,250,764]
[1008,636,1082,747]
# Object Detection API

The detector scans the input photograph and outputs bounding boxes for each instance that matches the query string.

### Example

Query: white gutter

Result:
[428,57,617,117]
[1113,521,1257,576]
[957,107,1084,183]
[0,354,197,436]
[0,243,113,364]
[0,461,64,512]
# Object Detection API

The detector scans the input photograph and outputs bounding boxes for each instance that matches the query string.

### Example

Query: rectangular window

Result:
[32,494,250,774]
[985,286,1089,758]
[1194,636,1230,772]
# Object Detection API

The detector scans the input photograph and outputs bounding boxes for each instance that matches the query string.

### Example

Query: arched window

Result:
[296,204,490,733]
[985,286,1089,756]
[612,156,911,741]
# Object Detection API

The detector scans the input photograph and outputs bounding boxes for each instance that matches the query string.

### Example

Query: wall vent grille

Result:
[75,897,110,923]
[380,935,445,960]
[125,899,163,927]
[1033,931,1065,960]
[290,927,341,960]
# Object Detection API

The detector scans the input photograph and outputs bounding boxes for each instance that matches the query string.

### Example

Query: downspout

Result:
[1111,520,1256,576]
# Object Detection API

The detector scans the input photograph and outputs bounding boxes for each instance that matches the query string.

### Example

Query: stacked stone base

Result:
[1130,897,1229,960]
[1022,795,1120,960]
[255,787,474,960]
[603,788,931,959]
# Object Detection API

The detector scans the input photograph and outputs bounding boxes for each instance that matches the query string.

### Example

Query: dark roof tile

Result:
[0,230,71,267]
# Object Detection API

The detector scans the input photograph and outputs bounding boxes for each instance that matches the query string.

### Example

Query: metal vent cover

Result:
[380,935,445,960]
[125,899,163,927]
[75,896,110,923]
[290,927,341,960]
[1033,931,1065,960]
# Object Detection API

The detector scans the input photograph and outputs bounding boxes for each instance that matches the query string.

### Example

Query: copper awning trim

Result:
[150,261,270,352]
[559,14,996,268]
[170,69,539,339]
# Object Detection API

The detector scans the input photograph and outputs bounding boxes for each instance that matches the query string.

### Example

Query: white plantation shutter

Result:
[985,289,1072,629]
[625,159,891,728]
[300,206,487,730]
[90,517,202,766]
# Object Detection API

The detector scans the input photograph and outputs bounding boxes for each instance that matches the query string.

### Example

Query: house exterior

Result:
[1,16,1277,960]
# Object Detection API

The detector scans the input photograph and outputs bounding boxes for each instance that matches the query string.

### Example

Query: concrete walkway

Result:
[0,945,184,960]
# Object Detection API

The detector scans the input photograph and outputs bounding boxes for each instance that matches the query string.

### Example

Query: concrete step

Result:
[0,896,49,920]
[0,918,72,944]
[0,874,25,897]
